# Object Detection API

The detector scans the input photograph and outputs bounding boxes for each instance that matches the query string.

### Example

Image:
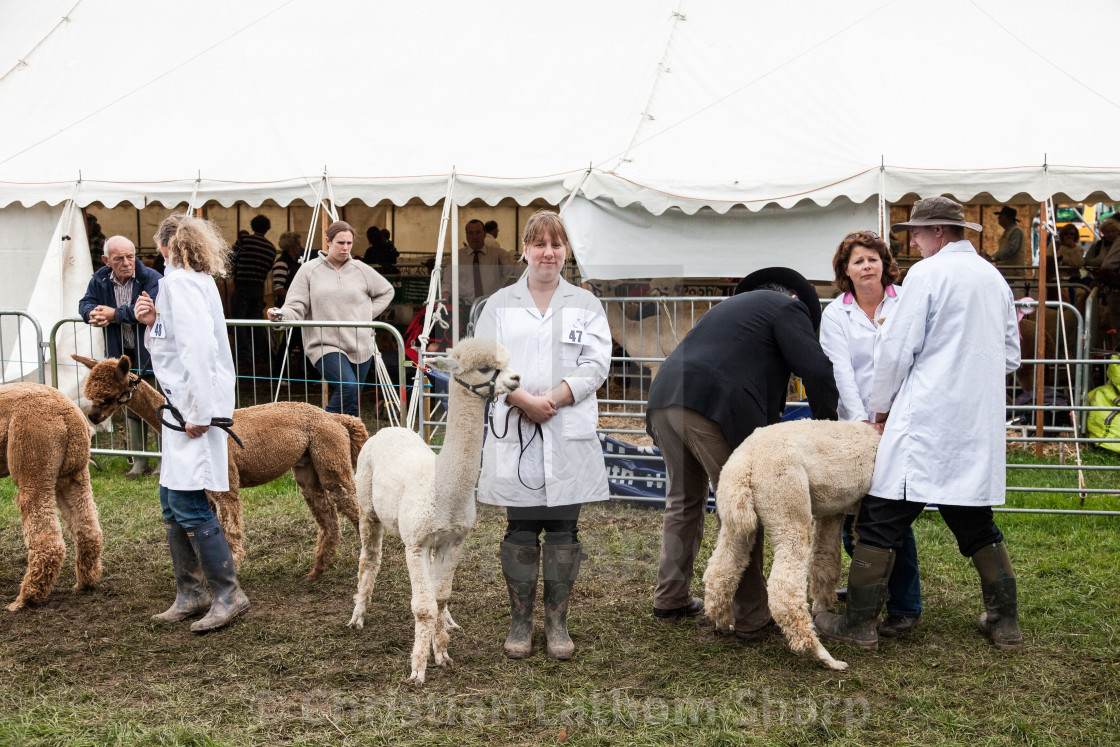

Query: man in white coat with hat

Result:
[816,196,1023,653]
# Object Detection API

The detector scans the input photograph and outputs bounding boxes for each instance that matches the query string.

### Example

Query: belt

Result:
[157,402,245,449]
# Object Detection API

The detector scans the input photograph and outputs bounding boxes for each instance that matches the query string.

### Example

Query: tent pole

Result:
[1034,201,1049,457]
[451,177,460,344]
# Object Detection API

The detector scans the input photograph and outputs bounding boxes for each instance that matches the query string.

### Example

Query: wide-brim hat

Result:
[891,195,982,233]
[734,266,821,331]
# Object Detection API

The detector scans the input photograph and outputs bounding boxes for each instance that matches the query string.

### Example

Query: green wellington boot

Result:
[542,543,585,660]
[151,521,211,622]
[500,541,540,659]
[814,544,895,651]
[972,543,1023,651]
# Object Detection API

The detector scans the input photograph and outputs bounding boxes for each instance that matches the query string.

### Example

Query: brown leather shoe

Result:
[653,597,704,621]
[878,614,922,638]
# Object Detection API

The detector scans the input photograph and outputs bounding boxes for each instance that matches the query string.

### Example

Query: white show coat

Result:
[146,264,237,492]
[475,275,611,508]
[819,285,902,422]
[867,241,1020,507]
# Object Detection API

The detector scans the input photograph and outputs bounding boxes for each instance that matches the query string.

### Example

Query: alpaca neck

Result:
[433,385,487,500]
[125,380,167,432]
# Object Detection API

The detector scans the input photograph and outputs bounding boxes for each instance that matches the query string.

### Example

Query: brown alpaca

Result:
[0,382,103,610]
[75,355,367,578]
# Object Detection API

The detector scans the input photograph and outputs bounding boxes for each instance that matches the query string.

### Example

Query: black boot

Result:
[972,543,1022,651]
[542,543,585,660]
[500,541,539,659]
[187,517,250,633]
[152,522,211,622]
[814,544,894,651]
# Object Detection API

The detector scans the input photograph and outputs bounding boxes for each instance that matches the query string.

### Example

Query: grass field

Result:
[0,453,1117,746]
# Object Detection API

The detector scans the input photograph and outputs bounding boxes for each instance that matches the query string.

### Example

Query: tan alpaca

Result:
[703,419,880,671]
[348,338,520,684]
[0,383,102,610]
[76,355,367,578]
[588,279,717,378]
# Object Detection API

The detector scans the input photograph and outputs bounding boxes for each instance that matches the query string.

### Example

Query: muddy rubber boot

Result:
[187,517,250,633]
[814,544,894,652]
[972,543,1023,651]
[542,543,585,660]
[500,541,539,659]
[152,522,211,622]
[124,417,148,479]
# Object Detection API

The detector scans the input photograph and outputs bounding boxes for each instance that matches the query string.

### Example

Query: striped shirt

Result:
[232,233,276,287]
[110,273,136,348]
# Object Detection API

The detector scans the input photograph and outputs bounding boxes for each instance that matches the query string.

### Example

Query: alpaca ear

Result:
[71,354,98,370]
[116,356,132,378]
[428,355,461,374]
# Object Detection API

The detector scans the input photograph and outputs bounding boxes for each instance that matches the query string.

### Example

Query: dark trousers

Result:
[855,495,1004,559]
[648,406,770,631]
[505,504,581,546]
[843,513,922,617]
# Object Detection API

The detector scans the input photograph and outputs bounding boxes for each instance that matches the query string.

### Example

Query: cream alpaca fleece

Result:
[278,252,395,364]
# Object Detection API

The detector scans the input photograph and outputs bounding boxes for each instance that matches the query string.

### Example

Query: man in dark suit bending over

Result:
[645,267,839,638]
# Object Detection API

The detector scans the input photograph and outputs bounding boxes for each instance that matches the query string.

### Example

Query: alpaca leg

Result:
[347,512,384,630]
[703,522,757,631]
[767,526,847,671]
[809,514,845,616]
[55,470,103,590]
[403,543,437,685]
[9,485,66,611]
[208,490,245,569]
[307,439,361,530]
[429,537,466,666]
[294,465,340,579]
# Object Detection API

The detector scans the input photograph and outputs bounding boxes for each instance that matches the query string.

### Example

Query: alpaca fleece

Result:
[704,419,880,670]
[78,355,366,578]
[0,383,102,610]
[348,338,521,684]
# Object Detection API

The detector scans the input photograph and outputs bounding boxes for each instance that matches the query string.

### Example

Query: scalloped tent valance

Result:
[1,0,1118,213]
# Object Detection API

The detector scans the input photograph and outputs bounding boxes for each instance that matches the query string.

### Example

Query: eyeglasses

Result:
[843,230,880,241]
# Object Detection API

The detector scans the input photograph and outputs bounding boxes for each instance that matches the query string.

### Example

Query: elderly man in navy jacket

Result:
[645,267,839,639]
[79,235,162,476]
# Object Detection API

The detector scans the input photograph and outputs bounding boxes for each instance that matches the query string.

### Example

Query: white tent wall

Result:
[1,203,105,407]
[566,196,879,282]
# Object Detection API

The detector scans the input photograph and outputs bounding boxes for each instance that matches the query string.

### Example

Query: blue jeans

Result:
[843,513,923,618]
[159,485,215,530]
[313,352,372,416]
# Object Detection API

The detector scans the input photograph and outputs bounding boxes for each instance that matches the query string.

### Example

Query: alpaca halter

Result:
[453,368,501,402]
[92,372,141,411]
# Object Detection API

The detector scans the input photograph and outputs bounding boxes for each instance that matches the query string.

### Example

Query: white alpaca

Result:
[347,338,520,684]
[589,279,717,378]
[703,419,880,671]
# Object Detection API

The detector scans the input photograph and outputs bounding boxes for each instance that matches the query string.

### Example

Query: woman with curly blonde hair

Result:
[134,214,248,633]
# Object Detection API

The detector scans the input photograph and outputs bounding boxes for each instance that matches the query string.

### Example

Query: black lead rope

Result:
[451,369,544,491]
[487,404,545,491]
[157,402,246,449]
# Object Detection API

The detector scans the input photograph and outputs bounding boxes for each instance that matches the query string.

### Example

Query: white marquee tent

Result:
[2,0,1120,352]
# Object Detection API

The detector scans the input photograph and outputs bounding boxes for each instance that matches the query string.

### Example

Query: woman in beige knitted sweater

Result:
[267,220,394,415]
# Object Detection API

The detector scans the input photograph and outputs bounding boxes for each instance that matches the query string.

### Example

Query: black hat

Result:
[996,206,1018,222]
[734,267,821,331]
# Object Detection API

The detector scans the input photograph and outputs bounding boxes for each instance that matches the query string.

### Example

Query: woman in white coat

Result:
[134,215,248,633]
[819,229,922,638]
[474,210,611,661]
